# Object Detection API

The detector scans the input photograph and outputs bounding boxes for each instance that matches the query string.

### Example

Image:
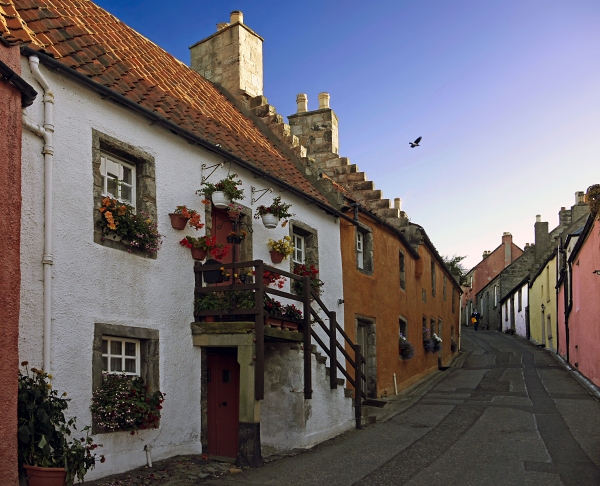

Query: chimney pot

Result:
[318,92,330,109]
[394,198,402,210]
[216,22,229,31]
[296,93,308,113]
[576,191,585,204]
[561,207,566,211]
[230,10,243,24]
[536,215,541,223]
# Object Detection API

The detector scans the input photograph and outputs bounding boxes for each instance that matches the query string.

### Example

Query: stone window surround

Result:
[289,219,319,273]
[92,129,157,257]
[92,323,160,433]
[355,222,373,276]
[356,315,377,399]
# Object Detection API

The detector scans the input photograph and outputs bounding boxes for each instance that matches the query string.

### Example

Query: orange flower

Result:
[201,199,211,205]
[102,197,111,206]
[117,205,127,216]
[98,207,106,213]
[181,208,190,218]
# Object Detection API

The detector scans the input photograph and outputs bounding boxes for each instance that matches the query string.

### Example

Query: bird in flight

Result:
[409,136,422,148]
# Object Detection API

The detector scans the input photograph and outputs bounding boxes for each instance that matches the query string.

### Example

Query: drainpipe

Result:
[22,55,54,374]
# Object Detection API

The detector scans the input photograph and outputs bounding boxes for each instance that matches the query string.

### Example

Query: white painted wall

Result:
[19,58,345,479]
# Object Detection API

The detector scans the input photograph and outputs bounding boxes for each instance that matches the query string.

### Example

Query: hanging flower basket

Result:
[261,213,279,229]
[211,191,230,209]
[191,247,208,261]
[269,250,284,264]
[169,213,189,230]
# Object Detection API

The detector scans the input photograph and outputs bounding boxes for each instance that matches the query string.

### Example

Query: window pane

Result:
[121,185,132,204]
[111,357,122,372]
[111,340,122,355]
[122,166,132,185]
[106,176,118,198]
[102,357,108,371]
[125,358,136,373]
[125,342,136,356]
[102,339,108,354]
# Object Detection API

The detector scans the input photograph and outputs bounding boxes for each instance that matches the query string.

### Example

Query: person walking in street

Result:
[471,309,481,331]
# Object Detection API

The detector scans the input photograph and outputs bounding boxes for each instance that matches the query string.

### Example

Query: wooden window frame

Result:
[102,337,141,376]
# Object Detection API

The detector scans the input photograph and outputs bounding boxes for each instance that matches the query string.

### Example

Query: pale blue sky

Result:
[95,0,600,269]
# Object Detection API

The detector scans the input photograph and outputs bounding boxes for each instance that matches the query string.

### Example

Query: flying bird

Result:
[409,136,422,148]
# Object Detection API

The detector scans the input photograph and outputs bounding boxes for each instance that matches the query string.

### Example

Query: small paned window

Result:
[293,233,305,264]
[431,262,436,297]
[430,318,435,338]
[100,153,136,208]
[518,289,522,312]
[422,289,426,302]
[443,276,447,301]
[452,289,456,313]
[505,302,508,320]
[494,285,498,307]
[399,317,408,340]
[102,337,140,376]
[399,251,406,291]
[356,232,364,269]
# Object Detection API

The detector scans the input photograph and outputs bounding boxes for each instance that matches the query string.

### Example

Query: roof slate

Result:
[1,0,330,204]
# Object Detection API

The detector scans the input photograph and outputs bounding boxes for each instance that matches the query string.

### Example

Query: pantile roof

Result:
[0,0,330,204]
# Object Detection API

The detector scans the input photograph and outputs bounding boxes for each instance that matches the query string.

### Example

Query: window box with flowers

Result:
[197,174,244,209]
[432,333,442,353]
[168,206,204,231]
[399,334,415,360]
[91,373,165,434]
[179,235,229,261]
[254,196,294,229]
[226,230,248,244]
[422,327,435,353]
[263,295,303,331]
[267,236,294,264]
[98,197,163,255]
[18,363,104,486]
[291,263,324,296]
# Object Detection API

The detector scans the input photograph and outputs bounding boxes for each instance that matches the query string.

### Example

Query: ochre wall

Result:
[0,43,23,486]
[340,213,460,398]
[529,256,557,350]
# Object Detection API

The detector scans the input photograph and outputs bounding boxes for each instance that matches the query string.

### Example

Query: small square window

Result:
[399,251,406,291]
[100,153,136,209]
[293,233,305,264]
[102,337,141,376]
[422,289,426,302]
[399,317,408,340]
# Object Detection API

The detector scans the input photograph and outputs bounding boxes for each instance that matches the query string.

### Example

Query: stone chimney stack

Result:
[534,215,550,262]
[571,190,589,222]
[482,251,491,260]
[394,198,402,211]
[502,232,512,267]
[296,94,308,113]
[288,92,339,167]
[189,11,264,104]
[558,206,572,227]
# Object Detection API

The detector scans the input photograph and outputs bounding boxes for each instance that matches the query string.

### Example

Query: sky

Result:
[95,0,600,270]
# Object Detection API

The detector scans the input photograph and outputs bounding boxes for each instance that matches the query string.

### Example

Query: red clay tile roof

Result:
[1,0,330,204]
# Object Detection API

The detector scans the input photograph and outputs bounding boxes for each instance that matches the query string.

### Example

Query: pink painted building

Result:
[566,215,600,386]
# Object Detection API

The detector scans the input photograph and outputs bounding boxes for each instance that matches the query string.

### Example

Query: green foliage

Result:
[197,174,245,201]
[442,254,468,285]
[586,184,600,217]
[195,291,256,312]
[264,294,283,315]
[291,264,324,296]
[91,374,164,434]
[17,363,102,485]
[254,196,295,220]
[282,303,303,321]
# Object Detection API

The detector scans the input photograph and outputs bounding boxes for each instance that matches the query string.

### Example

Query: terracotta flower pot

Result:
[211,191,230,209]
[191,247,207,260]
[269,250,284,264]
[265,317,283,329]
[261,213,279,229]
[281,320,299,331]
[169,213,189,230]
[23,465,67,486]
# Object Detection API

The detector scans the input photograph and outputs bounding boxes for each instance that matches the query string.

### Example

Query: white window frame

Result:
[102,337,141,376]
[356,232,364,269]
[292,233,305,264]
[100,152,136,209]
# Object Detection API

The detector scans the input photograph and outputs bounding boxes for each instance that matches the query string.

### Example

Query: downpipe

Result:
[22,55,55,374]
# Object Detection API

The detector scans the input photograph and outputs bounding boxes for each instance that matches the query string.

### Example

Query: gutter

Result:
[0,58,37,106]
[20,46,359,229]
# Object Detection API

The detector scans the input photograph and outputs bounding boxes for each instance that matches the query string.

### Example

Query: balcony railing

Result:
[193,259,367,428]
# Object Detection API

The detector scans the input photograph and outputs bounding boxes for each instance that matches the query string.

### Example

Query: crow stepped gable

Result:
[190,11,422,246]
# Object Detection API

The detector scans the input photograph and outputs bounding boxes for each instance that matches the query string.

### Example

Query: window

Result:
[399,316,408,340]
[293,233,305,264]
[494,285,498,307]
[399,251,406,291]
[452,289,456,313]
[422,289,426,302]
[356,232,364,269]
[438,318,442,338]
[518,288,522,312]
[422,316,427,333]
[430,318,436,338]
[546,266,550,302]
[100,153,136,208]
[443,276,447,301]
[431,262,436,297]
[504,302,508,321]
[102,337,140,375]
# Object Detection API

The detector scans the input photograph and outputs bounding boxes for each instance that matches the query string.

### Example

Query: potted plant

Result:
[264,294,284,328]
[399,334,415,360]
[226,202,243,221]
[168,206,204,230]
[226,230,248,244]
[253,196,294,229]
[432,333,442,353]
[292,263,324,296]
[180,235,229,261]
[282,303,303,331]
[197,174,244,209]
[18,362,104,486]
[258,270,287,289]
[91,373,165,434]
[98,197,163,253]
[451,339,458,353]
[267,236,294,264]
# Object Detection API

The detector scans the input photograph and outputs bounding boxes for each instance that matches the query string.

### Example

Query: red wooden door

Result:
[212,208,233,264]
[207,348,240,458]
